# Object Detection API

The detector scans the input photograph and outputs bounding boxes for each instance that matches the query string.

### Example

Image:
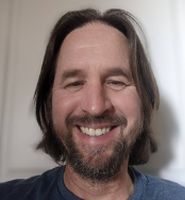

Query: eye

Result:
[106,80,128,90]
[64,80,85,91]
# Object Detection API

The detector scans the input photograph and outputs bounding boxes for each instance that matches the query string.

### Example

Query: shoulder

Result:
[0,167,63,199]
[146,174,185,199]
[131,168,185,200]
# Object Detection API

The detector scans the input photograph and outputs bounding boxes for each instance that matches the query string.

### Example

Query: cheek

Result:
[52,90,81,129]
[110,87,142,121]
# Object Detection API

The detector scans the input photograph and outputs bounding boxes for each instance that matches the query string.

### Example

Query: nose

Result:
[80,82,113,116]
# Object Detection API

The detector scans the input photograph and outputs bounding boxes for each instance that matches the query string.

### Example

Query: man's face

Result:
[52,22,143,181]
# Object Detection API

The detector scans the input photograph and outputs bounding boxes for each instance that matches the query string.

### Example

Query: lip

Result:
[80,126,111,136]
[71,117,124,129]
[73,125,121,146]
[74,122,117,129]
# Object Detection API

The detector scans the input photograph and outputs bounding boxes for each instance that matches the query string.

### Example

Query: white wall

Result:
[0,0,185,185]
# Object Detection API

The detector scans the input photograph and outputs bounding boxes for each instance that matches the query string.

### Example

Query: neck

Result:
[64,161,134,200]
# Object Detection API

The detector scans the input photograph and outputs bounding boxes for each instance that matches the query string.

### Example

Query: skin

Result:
[52,22,143,200]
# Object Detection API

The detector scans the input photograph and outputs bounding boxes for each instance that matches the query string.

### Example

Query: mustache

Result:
[66,113,127,127]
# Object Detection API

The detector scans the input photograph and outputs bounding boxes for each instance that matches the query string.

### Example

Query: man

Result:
[0,8,185,200]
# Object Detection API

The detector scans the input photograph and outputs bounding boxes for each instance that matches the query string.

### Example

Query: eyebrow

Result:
[60,66,131,82]
[103,67,132,80]
[61,69,84,82]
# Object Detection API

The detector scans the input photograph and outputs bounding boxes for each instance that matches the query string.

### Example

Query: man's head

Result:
[34,8,159,181]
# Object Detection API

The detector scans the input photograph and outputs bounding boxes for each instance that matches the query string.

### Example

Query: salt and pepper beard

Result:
[57,114,143,183]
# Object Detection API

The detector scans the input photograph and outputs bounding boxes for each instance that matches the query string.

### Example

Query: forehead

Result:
[62,21,128,46]
[59,22,129,54]
[56,22,130,73]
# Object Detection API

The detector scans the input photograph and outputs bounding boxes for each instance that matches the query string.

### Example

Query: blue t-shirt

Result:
[0,166,185,200]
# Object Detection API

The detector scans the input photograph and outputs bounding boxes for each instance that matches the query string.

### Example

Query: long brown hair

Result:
[34,8,159,165]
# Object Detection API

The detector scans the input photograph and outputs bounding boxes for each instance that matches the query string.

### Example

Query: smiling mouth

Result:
[68,115,126,137]
[78,126,117,137]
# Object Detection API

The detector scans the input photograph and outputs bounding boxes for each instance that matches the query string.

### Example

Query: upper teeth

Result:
[80,127,110,136]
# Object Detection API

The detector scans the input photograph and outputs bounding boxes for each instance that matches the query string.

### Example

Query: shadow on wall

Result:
[138,96,179,176]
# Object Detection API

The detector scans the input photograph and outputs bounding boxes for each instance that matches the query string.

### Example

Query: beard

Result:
[66,135,130,183]
[57,113,143,183]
